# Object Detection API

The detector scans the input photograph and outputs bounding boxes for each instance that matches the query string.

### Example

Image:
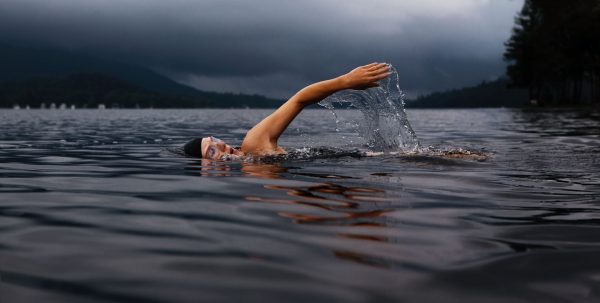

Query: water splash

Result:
[318,64,419,152]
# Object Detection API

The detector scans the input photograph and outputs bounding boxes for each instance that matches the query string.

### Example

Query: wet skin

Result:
[201,136,243,160]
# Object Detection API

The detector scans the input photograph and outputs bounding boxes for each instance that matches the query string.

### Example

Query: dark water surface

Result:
[0,108,599,303]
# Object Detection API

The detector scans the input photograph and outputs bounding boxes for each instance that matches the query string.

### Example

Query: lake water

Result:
[0,108,599,303]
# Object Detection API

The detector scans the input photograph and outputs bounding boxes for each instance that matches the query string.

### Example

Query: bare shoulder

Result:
[240,129,285,156]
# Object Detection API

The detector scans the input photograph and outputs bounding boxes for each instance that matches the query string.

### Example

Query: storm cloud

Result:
[0,0,523,98]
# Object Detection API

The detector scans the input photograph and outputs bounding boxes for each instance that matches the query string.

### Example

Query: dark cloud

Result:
[0,0,523,98]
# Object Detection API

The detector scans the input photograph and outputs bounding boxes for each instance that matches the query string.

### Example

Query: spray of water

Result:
[318,64,419,152]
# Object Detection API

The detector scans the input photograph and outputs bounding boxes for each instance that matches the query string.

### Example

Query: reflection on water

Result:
[245,166,390,223]
[0,108,599,303]
[240,162,398,268]
[183,159,409,269]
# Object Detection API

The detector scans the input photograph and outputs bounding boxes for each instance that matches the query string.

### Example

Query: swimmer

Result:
[184,63,391,159]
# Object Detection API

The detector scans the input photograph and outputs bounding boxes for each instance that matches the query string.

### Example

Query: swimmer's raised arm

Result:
[241,63,390,155]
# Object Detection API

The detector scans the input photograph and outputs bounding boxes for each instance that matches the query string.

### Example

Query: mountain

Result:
[407,78,529,108]
[0,43,200,95]
[0,44,283,108]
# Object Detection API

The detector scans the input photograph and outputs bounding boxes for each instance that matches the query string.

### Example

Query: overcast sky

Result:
[0,0,523,98]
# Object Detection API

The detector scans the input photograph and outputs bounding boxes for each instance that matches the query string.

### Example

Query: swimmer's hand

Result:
[338,63,391,90]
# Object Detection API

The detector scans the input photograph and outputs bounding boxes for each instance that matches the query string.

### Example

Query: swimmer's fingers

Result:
[369,71,392,81]
[367,64,390,75]
[367,63,388,71]
[364,62,380,69]
[360,71,391,89]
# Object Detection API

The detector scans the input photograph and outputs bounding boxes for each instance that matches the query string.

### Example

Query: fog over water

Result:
[0,0,524,98]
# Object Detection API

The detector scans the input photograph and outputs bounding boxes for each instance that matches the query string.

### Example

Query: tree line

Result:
[504,0,600,106]
[408,78,528,108]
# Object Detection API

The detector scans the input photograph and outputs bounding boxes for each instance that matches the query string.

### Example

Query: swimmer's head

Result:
[183,137,242,160]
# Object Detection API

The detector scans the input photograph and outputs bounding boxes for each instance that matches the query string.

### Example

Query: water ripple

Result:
[0,109,599,302]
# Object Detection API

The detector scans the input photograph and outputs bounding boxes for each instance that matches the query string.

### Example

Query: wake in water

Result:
[258,146,490,162]
[167,145,490,163]
[318,64,419,152]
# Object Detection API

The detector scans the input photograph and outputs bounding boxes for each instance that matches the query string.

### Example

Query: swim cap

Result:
[183,138,203,158]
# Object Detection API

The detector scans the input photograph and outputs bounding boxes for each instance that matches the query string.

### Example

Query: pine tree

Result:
[504,0,600,106]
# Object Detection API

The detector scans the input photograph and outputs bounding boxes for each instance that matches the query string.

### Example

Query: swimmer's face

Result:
[201,136,242,160]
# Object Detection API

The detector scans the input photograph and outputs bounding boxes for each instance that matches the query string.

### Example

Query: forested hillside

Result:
[0,44,283,108]
[408,78,528,108]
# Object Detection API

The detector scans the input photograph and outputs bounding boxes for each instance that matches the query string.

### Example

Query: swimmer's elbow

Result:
[287,93,312,108]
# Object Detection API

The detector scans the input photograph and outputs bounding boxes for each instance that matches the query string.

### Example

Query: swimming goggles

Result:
[203,136,223,159]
